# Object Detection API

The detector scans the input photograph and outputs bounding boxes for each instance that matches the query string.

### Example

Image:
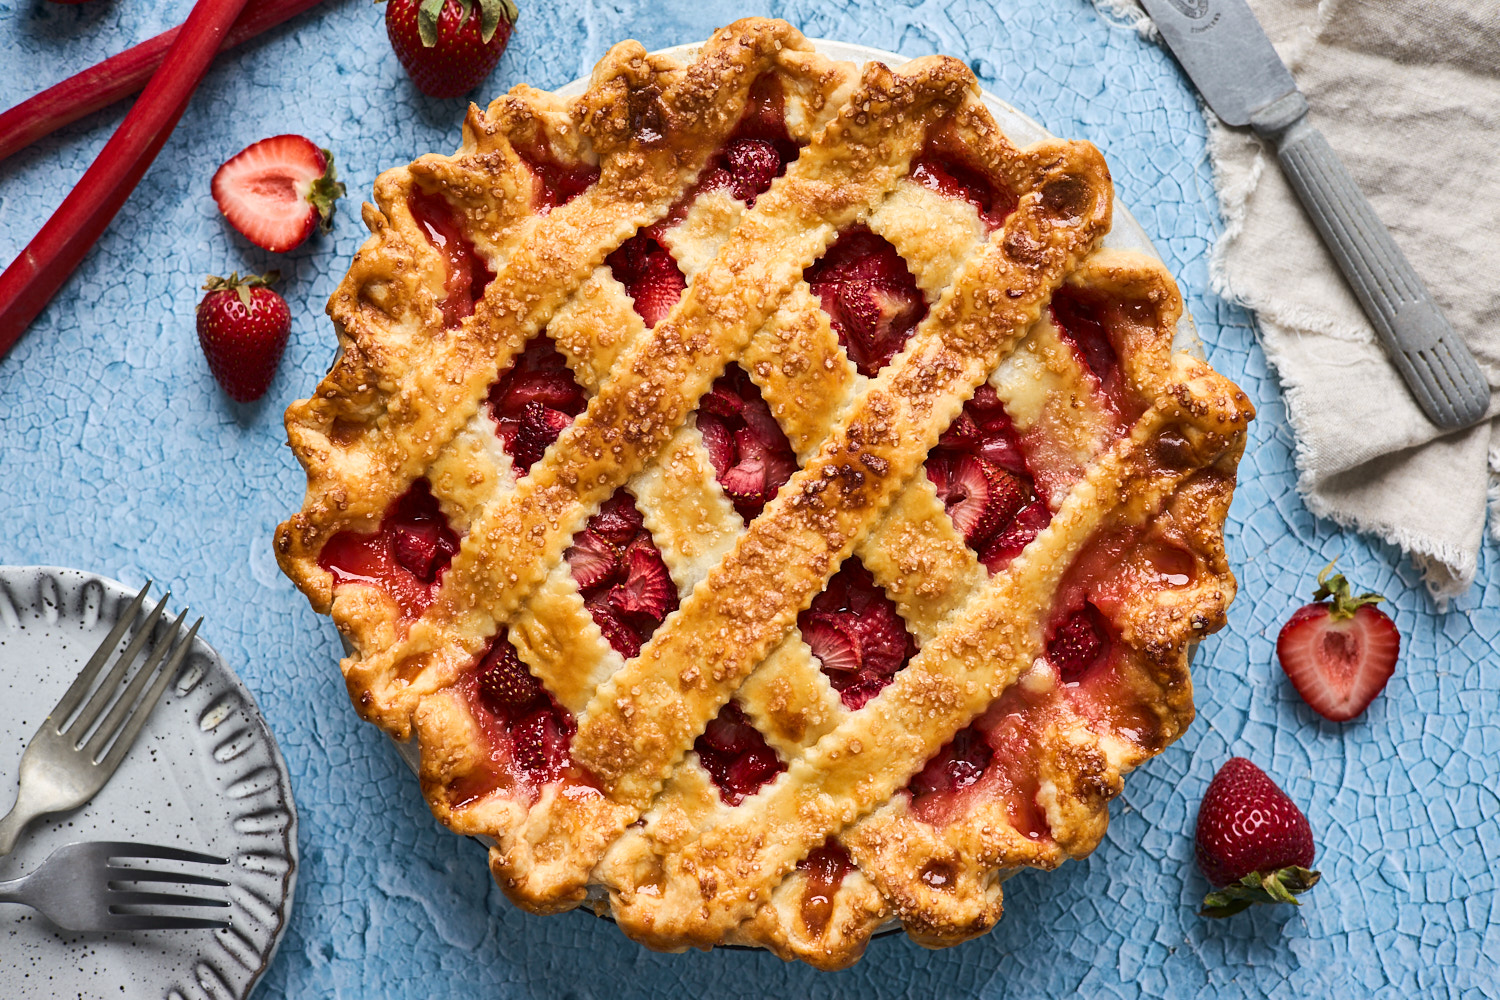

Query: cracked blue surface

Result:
[2,1,1498,997]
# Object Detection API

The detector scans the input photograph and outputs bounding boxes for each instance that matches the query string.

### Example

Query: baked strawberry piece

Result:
[1277,563,1400,722]
[486,336,587,474]
[1195,757,1320,917]
[799,559,916,709]
[470,631,575,785]
[693,701,785,805]
[318,478,461,620]
[696,364,798,521]
[696,76,800,207]
[515,143,599,213]
[925,385,1051,570]
[408,188,497,328]
[565,490,678,659]
[909,138,1017,231]
[806,227,927,378]
[211,135,344,253]
[608,232,686,328]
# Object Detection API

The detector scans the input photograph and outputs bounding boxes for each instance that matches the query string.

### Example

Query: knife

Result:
[1138,0,1490,430]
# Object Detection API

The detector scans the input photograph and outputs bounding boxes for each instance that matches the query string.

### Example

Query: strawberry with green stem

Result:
[384,0,519,99]
[196,271,291,403]
[1195,757,1320,918]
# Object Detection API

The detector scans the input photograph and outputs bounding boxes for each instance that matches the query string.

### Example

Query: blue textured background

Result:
[2,1,1497,997]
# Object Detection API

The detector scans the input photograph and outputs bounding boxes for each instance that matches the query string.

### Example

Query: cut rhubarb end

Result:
[407,188,497,329]
[486,335,587,476]
[570,489,678,659]
[318,478,461,621]
[799,558,916,709]
[806,227,927,378]
[694,702,786,805]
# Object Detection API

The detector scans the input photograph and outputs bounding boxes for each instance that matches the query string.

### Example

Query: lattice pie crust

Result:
[276,18,1253,968]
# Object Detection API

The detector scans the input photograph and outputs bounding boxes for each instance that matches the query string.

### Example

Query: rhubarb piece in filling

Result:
[806,227,927,378]
[799,559,917,710]
[909,135,1018,232]
[925,385,1052,572]
[317,478,461,621]
[486,335,588,475]
[565,489,679,660]
[696,363,798,521]
[456,630,579,802]
[693,701,786,806]
[407,189,495,329]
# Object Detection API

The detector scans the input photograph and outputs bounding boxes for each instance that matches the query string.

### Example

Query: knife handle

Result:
[1253,100,1490,429]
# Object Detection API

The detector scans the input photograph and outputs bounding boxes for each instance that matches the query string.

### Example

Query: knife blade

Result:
[1139,0,1491,430]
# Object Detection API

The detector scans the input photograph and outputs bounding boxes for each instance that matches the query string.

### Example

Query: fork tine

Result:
[82,609,186,763]
[107,890,231,908]
[104,913,231,931]
[94,842,229,866]
[96,618,200,774]
[105,866,229,888]
[48,582,152,727]
[62,592,171,743]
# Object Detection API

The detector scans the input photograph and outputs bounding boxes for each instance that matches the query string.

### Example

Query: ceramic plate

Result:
[0,567,297,1000]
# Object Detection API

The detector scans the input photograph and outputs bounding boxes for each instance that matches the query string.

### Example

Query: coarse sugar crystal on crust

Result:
[275,17,1253,969]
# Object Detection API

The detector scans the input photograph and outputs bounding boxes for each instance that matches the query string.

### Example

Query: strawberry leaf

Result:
[309,149,346,231]
[417,0,447,48]
[1199,866,1321,919]
[1311,560,1385,621]
[477,0,518,43]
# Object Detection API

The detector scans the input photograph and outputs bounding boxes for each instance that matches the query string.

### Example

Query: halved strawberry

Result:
[1276,564,1400,722]
[565,530,619,590]
[696,366,797,521]
[211,135,344,253]
[588,492,644,546]
[509,401,573,473]
[725,138,782,204]
[977,498,1050,572]
[807,228,926,377]
[801,615,860,674]
[1046,604,1111,683]
[501,368,585,412]
[698,416,735,475]
[927,453,1000,545]
[476,637,543,713]
[607,234,685,327]
[609,542,674,620]
[587,596,642,660]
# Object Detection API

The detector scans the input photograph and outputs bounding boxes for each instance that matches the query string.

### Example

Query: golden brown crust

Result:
[276,17,1253,968]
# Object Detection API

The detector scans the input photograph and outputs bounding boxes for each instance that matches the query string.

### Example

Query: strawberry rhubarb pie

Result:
[276,19,1253,968]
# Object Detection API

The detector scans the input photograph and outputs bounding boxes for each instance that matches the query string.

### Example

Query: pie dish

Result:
[275,17,1254,969]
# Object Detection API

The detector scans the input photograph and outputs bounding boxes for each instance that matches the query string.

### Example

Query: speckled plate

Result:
[0,567,297,1000]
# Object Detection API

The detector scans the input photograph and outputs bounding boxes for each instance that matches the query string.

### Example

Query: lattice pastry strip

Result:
[276,18,1254,970]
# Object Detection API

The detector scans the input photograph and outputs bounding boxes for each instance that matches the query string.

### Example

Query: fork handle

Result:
[0,782,52,857]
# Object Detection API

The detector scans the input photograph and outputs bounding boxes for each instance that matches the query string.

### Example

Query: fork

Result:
[0,582,201,856]
[0,841,230,931]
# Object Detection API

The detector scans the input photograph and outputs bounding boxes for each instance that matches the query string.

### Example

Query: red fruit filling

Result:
[1046,603,1112,684]
[464,631,577,787]
[566,489,679,659]
[909,140,1018,232]
[696,75,800,207]
[515,142,599,214]
[607,232,686,328]
[909,725,993,801]
[1051,286,1138,419]
[797,838,855,935]
[318,478,461,621]
[407,189,495,329]
[926,385,1051,571]
[696,364,798,520]
[486,335,588,475]
[693,701,786,805]
[799,559,917,710]
[806,227,927,378]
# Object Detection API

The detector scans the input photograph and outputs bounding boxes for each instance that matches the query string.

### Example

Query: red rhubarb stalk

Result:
[0,0,254,356]
[0,0,326,164]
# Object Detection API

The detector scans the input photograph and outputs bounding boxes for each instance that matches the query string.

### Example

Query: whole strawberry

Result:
[1195,757,1319,918]
[385,0,518,99]
[196,272,291,403]
[1277,562,1400,721]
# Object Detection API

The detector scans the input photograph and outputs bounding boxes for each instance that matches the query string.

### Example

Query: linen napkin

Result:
[1097,0,1500,599]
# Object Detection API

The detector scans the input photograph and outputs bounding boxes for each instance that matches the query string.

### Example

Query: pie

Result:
[275,17,1253,969]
